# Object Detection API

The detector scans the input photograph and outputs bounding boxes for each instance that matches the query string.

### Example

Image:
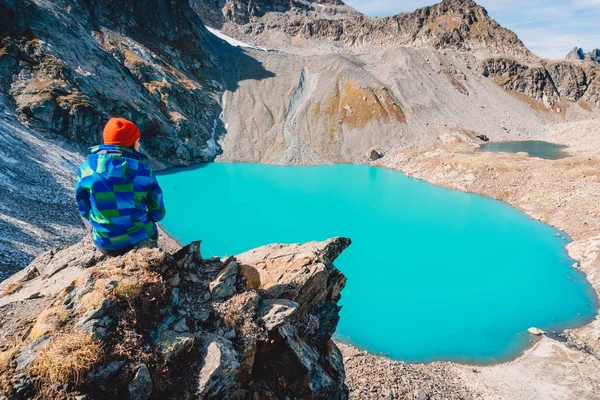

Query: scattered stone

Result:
[173,318,189,333]
[15,335,50,371]
[88,361,125,384]
[1,237,350,399]
[528,327,546,336]
[78,318,107,340]
[186,271,200,283]
[259,299,298,331]
[155,330,195,362]
[155,315,177,335]
[193,309,211,322]
[168,273,181,287]
[368,149,383,161]
[209,260,239,300]
[128,364,153,400]
[224,328,236,340]
[75,299,114,330]
[196,335,240,398]
[171,288,180,308]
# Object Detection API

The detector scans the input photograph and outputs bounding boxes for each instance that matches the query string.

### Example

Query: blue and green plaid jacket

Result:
[75,145,166,251]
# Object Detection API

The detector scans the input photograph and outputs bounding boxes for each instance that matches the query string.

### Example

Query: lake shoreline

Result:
[211,123,600,398]
[158,160,597,368]
[154,127,600,398]
[370,139,600,398]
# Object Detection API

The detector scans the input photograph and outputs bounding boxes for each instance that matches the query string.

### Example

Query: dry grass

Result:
[2,282,23,296]
[80,290,105,310]
[492,75,513,86]
[374,87,407,124]
[505,90,551,113]
[30,332,101,385]
[112,278,143,301]
[92,253,165,302]
[425,14,461,32]
[30,306,71,340]
[215,293,265,350]
[123,48,149,68]
[315,81,406,140]
[111,316,146,360]
[0,348,15,395]
[0,348,16,373]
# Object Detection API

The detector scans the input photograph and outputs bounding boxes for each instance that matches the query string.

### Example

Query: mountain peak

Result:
[566,47,600,63]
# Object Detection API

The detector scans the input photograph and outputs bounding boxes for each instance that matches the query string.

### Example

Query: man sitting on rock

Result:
[75,117,166,256]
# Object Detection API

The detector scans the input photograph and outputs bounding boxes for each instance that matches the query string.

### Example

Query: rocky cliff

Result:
[0,236,350,399]
[0,0,227,165]
[480,57,600,108]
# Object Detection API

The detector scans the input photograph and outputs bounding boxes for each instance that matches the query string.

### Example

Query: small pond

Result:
[479,141,569,160]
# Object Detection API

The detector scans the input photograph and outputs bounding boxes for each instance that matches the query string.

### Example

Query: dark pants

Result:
[82,217,159,257]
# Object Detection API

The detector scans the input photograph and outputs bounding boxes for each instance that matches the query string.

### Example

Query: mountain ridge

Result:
[193,0,533,59]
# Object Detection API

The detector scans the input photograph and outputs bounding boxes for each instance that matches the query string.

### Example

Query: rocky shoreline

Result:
[164,127,600,400]
[341,120,600,399]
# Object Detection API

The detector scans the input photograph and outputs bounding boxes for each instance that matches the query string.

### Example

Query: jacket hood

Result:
[87,145,146,185]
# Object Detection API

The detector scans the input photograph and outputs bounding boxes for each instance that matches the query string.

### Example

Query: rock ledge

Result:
[0,237,351,399]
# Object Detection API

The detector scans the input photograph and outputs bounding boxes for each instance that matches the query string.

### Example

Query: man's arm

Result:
[146,169,166,222]
[74,171,91,220]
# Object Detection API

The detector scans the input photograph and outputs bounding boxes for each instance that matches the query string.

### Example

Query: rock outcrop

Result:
[0,237,351,399]
[566,47,600,63]
[194,0,532,58]
[480,57,600,107]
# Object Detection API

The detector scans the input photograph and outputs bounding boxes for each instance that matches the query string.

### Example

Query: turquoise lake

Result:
[157,163,598,363]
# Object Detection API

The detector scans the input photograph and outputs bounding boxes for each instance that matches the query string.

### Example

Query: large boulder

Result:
[0,236,351,399]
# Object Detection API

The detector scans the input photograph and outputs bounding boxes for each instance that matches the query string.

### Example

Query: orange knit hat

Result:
[103,118,141,147]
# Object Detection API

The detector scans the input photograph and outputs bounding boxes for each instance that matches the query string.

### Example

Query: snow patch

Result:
[205,26,265,51]
[204,118,219,157]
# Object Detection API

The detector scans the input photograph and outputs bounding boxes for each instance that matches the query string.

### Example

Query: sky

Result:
[343,0,600,59]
